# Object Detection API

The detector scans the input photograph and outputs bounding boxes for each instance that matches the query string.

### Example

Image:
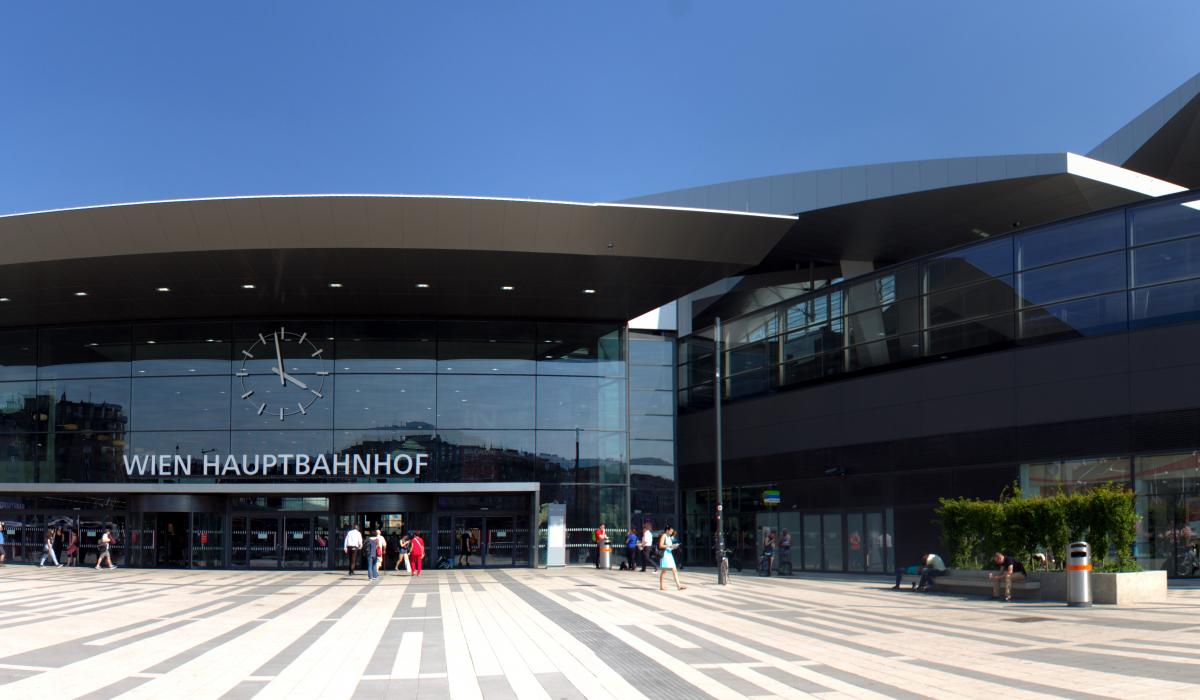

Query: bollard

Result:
[1067,541,1092,607]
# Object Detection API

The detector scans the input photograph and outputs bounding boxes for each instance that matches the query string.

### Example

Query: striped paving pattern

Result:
[0,566,1197,699]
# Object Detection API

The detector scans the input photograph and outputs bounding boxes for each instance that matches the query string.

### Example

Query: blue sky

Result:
[1,2,1198,215]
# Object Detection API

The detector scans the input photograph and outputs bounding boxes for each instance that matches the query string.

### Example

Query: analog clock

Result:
[237,327,330,421]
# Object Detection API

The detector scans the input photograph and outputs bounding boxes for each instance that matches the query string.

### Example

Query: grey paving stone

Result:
[74,676,153,699]
[0,668,40,684]
[219,679,269,699]
[754,665,834,694]
[905,657,1113,700]
[696,666,772,696]
[476,674,518,699]
[808,663,934,699]
[1003,647,1200,684]
[416,676,450,699]
[535,671,586,699]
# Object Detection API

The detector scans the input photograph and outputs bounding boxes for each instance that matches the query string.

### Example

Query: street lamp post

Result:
[715,317,728,585]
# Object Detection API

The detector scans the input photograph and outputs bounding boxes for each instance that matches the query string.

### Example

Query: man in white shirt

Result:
[343,525,363,576]
[639,524,654,572]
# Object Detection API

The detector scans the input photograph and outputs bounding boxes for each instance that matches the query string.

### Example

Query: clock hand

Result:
[273,332,285,386]
[270,366,309,390]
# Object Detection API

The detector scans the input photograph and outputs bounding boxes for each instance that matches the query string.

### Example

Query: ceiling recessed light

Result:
[146,340,156,344]
[156,287,170,292]
[74,291,88,297]
[328,283,343,288]
[242,284,256,289]
[0,297,10,302]
[415,283,430,289]
[500,285,514,291]
[583,289,596,294]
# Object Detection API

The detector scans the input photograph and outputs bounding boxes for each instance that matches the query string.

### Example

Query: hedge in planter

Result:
[935,483,1137,572]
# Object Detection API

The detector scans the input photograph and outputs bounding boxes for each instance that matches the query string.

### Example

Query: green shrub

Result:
[935,483,1138,572]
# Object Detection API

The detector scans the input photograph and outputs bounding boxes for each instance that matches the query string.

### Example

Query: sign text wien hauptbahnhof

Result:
[123,453,429,478]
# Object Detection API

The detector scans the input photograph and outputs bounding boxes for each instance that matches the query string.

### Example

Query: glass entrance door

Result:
[248,517,280,568]
[233,515,327,569]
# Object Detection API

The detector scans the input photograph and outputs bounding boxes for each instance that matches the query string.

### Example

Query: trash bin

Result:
[1067,541,1092,607]
[598,539,612,570]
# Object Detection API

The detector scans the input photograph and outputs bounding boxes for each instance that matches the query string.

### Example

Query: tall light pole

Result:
[715,317,728,585]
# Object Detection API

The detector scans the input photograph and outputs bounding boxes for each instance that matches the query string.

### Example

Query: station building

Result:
[3,74,1200,575]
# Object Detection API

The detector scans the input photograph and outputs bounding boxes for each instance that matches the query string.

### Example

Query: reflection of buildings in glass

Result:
[35,393,129,483]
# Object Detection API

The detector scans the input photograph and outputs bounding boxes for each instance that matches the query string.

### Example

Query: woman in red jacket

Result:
[409,531,425,576]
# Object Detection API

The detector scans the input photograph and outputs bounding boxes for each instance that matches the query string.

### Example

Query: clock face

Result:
[237,327,331,421]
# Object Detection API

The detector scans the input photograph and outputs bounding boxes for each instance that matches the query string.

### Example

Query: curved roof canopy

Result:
[0,195,794,327]
[1089,72,1200,188]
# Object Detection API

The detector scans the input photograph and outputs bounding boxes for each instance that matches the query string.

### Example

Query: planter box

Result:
[1028,570,1167,604]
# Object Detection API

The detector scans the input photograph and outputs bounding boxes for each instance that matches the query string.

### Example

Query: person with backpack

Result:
[624,529,638,571]
[40,529,63,567]
[95,528,117,570]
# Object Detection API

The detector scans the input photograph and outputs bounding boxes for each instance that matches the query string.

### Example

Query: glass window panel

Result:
[630,439,674,478]
[924,314,1014,356]
[334,429,437,483]
[334,320,436,374]
[537,323,623,377]
[538,484,626,532]
[437,375,534,429]
[781,325,830,362]
[230,374,334,430]
[822,513,843,570]
[38,326,131,379]
[44,430,128,483]
[1020,457,1131,498]
[233,321,335,376]
[129,431,231,478]
[535,430,626,484]
[726,370,767,400]
[628,334,674,366]
[846,512,865,571]
[726,342,770,376]
[777,354,825,387]
[38,378,130,433]
[131,376,231,431]
[684,356,713,389]
[1130,277,1200,329]
[1130,196,1200,246]
[802,514,821,570]
[846,299,918,345]
[133,322,232,376]
[0,432,38,482]
[229,431,334,472]
[535,376,625,431]
[723,311,778,346]
[630,389,673,416]
[925,276,1014,327]
[0,381,38,432]
[865,512,885,573]
[1017,211,1125,270]
[630,365,672,391]
[333,374,436,430]
[438,320,534,374]
[630,414,672,441]
[679,337,714,363]
[0,329,36,380]
[1131,235,1200,288]
[923,238,1014,294]
[1017,251,1126,307]
[782,299,811,331]
[1134,453,1200,496]
[1019,292,1127,341]
[846,268,917,313]
[435,429,539,482]
[847,334,921,372]
[685,382,714,411]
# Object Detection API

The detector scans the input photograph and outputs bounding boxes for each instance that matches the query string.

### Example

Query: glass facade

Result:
[678,193,1200,409]
[0,319,640,534]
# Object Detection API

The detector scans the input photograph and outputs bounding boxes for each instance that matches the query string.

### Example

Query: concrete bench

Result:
[898,569,1041,599]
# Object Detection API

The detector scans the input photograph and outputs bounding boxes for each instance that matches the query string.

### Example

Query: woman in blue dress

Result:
[658,525,686,591]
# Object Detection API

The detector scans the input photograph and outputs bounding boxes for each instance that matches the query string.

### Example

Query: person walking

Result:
[95,528,116,570]
[657,525,685,591]
[39,529,63,567]
[762,530,776,575]
[409,531,425,576]
[366,529,384,581]
[343,524,363,576]
[395,533,411,574]
[593,523,607,569]
[458,528,472,568]
[65,529,79,567]
[640,524,654,572]
[624,529,638,571]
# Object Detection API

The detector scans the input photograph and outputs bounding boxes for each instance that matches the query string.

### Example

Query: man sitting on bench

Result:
[893,552,947,591]
[988,552,1026,602]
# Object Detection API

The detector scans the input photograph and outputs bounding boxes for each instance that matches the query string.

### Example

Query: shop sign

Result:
[762,489,781,506]
[122,452,430,478]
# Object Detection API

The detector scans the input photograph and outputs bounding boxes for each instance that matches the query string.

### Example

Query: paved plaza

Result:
[0,565,1197,699]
